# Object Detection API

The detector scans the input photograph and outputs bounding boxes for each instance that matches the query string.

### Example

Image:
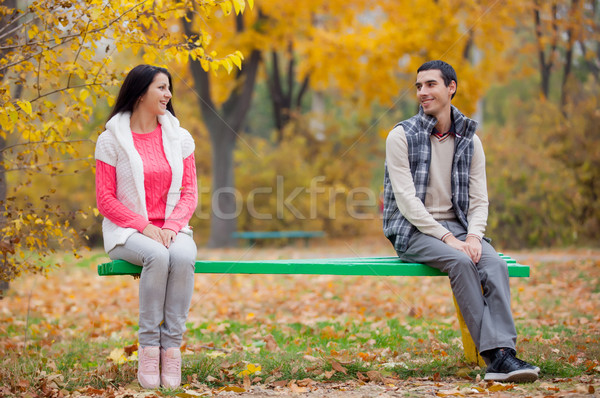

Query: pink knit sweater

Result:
[96,124,197,233]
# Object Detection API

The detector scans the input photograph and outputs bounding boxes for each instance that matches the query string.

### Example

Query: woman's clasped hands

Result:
[143,224,176,248]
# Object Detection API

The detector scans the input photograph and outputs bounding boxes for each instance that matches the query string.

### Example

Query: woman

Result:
[95,65,198,389]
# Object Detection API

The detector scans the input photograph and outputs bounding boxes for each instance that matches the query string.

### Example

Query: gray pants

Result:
[109,232,196,348]
[397,220,517,355]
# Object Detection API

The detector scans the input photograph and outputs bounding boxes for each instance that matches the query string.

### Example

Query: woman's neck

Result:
[130,110,158,134]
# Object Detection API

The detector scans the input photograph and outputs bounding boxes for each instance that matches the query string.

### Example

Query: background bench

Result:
[231,230,325,246]
[98,255,529,366]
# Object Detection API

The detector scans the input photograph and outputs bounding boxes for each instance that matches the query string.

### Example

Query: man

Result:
[383,60,539,382]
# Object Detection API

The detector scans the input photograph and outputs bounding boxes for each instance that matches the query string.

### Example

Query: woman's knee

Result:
[169,250,196,273]
[144,246,170,270]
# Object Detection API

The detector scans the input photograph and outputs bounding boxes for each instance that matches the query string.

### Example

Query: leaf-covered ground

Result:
[1,237,599,397]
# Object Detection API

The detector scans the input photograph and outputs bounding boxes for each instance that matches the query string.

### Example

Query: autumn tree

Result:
[182,2,259,248]
[530,0,600,104]
[178,0,524,247]
[0,0,246,288]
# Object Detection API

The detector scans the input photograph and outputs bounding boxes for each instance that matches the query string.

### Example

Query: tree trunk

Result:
[266,43,310,143]
[0,0,17,296]
[205,116,238,248]
[533,0,559,99]
[182,12,261,247]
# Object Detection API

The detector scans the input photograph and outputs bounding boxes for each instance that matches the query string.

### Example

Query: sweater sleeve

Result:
[466,135,489,239]
[162,153,198,232]
[386,126,450,240]
[95,160,150,233]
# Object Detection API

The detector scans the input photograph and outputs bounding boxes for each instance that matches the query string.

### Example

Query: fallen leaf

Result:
[272,380,288,387]
[366,370,383,382]
[289,382,307,393]
[331,360,347,374]
[436,388,464,397]
[263,334,279,351]
[124,343,138,356]
[216,386,246,393]
[487,382,515,392]
[297,378,314,387]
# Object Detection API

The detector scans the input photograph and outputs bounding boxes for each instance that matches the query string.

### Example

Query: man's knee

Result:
[442,251,476,278]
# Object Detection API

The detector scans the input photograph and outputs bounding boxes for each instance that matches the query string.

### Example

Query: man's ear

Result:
[449,80,457,95]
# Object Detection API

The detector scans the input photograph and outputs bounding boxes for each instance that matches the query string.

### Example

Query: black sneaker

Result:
[484,349,539,383]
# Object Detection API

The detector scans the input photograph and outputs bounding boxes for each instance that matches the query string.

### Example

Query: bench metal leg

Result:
[452,294,485,366]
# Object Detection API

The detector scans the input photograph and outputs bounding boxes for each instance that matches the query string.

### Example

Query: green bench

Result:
[231,231,325,246]
[97,254,529,366]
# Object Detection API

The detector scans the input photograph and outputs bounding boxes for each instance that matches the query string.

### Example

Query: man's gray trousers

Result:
[396,220,517,356]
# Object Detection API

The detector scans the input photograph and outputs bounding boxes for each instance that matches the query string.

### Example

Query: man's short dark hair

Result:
[417,60,457,99]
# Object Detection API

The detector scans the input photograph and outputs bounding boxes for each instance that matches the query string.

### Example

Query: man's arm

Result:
[386,126,450,240]
[466,135,489,239]
[459,135,488,263]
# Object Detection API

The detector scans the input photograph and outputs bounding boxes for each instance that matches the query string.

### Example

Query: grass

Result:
[1,315,596,395]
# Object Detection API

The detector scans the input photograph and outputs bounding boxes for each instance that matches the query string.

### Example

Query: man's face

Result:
[415,69,456,118]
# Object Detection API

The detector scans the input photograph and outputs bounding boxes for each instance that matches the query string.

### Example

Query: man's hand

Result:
[465,235,482,263]
[443,234,482,263]
[143,224,176,248]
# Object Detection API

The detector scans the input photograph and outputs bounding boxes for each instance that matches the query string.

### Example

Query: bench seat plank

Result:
[232,231,325,239]
[98,256,529,277]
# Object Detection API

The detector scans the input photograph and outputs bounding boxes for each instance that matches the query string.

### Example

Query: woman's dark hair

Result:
[107,64,175,121]
[417,60,457,99]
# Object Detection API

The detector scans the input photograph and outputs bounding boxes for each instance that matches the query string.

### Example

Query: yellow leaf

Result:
[17,100,33,115]
[232,0,245,14]
[79,89,90,102]
[217,386,245,393]
[0,112,11,130]
[248,0,254,9]
[235,50,244,60]
[92,208,100,217]
[9,109,18,122]
[487,383,515,392]
[200,59,210,72]
[230,54,242,70]
[248,363,261,373]
[211,61,220,75]
[219,1,232,15]
[223,58,233,74]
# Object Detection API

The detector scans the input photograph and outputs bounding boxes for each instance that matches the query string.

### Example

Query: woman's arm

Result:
[162,153,198,232]
[95,160,149,232]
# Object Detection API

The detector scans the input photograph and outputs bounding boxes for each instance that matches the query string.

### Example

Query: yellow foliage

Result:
[194,0,524,116]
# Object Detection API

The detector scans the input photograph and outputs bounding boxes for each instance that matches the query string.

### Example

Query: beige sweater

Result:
[385,125,488,241]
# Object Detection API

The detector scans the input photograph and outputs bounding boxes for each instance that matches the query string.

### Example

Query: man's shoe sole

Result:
[484,369,539,383]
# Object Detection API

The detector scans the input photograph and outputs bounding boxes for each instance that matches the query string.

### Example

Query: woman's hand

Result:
[143,224,176,247]
[160,228,177,248]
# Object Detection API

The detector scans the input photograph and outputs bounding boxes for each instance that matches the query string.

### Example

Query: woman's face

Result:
[137,73,172,116]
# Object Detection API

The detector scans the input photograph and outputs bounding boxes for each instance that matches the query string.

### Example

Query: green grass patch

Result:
[1,316,597,396]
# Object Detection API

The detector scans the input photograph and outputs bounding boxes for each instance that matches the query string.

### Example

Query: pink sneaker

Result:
[137,346,160,389]
[160,347,182,389]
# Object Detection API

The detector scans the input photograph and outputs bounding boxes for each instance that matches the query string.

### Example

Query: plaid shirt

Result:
[383,106,478,253]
